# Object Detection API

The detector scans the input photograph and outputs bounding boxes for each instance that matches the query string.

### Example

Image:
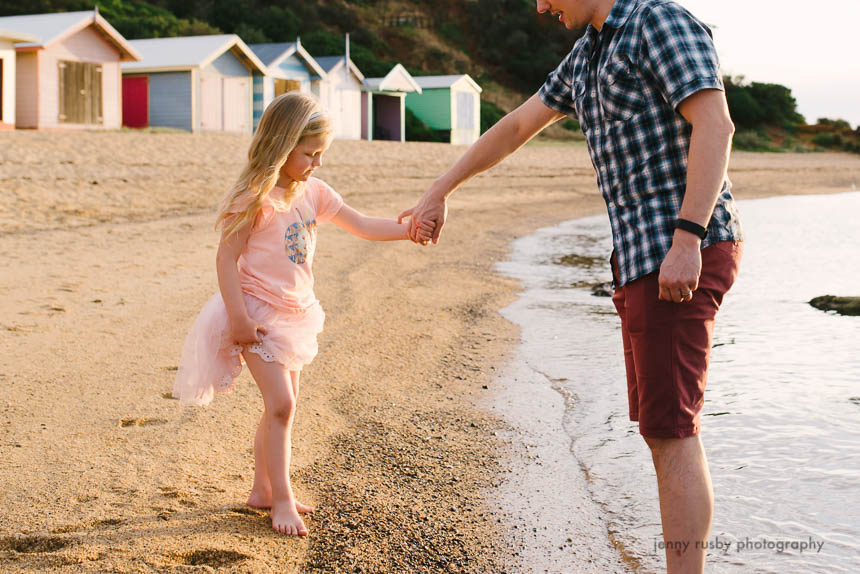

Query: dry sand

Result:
[1,130,858,573]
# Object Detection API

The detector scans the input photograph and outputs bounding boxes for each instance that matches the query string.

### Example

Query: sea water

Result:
[496,192,860,573]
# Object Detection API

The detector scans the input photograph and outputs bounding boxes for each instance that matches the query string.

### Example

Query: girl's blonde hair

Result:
[216,92,333,236]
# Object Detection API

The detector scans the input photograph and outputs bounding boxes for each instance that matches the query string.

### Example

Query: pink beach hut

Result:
[0,9,140,129]
[361,64,422,142]
[0,29,37,129]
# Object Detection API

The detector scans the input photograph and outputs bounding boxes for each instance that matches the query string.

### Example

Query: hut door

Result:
[200,75,223,131]
[58,61,103,124]
[223,77,249,133]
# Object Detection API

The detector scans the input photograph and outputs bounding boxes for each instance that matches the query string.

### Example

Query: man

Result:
[400,1,743,572]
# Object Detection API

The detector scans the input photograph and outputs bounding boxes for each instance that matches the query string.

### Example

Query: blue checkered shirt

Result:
[539,0,743,286]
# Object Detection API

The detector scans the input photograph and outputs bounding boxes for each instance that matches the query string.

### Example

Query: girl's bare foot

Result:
[271,500,308,536]
[247,489,314,514]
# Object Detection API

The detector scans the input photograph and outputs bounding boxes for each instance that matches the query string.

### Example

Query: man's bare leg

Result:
[644,435,714,574]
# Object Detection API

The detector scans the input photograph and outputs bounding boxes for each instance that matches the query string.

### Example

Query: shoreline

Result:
[1,132,858,572]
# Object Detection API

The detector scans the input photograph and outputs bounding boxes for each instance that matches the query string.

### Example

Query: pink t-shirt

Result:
[234,177,344,311]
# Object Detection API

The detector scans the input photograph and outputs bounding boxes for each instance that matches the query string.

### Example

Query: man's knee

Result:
[643,434,698,456]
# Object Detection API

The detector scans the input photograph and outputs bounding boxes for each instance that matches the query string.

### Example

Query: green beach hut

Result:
[406,74,482,145]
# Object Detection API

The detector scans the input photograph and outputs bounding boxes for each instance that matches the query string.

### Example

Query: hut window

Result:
[274,79,302,97]
[58,61,103,124]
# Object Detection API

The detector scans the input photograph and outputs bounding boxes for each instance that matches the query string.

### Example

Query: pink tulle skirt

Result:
[172,292,325,406]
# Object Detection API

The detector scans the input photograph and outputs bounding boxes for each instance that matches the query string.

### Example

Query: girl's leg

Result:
[243,351,307,536]
[286,371,315,514]
[247,371,314,513]
[247,413,272,508]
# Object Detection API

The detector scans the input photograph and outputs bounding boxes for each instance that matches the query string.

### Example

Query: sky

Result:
[675,0,860,128]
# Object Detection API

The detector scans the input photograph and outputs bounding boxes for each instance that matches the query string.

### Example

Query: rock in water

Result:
[809,295,860,316]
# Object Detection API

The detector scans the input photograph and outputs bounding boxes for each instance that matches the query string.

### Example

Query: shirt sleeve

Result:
[310,178,345,223]
[223,193,275,231]
[638,2,724,110]
[538,47,578,117]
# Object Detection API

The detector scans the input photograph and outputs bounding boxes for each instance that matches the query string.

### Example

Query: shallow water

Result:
[496,192,860,573]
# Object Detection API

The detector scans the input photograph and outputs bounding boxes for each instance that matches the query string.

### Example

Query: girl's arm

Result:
[330,203,433,242]
[215,221,267,344]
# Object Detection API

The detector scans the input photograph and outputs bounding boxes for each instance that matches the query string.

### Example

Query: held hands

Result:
[657,230,702,303]
[398,181,449,245]
[231,315,267,346]
[408,218,436,244]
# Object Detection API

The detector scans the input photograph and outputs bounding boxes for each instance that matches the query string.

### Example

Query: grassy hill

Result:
[1,0,855,150]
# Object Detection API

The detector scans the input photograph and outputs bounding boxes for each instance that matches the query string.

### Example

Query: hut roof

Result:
[315,56,365,82]
[413,74,482,93]
[0,29,39,43]
[0,10,140,61]
[248,40,326,78]
[364,64,421,94]
[122,34,265,74]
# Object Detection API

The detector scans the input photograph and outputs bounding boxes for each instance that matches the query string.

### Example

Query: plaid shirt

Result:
[539,0,742,286]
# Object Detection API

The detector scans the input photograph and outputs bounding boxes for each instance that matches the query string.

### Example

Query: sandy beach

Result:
[1,130,858,573]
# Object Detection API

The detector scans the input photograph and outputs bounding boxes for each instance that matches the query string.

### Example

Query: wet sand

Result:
[1,130,858,573]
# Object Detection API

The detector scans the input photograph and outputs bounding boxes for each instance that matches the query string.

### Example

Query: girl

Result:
[172,92,433,536]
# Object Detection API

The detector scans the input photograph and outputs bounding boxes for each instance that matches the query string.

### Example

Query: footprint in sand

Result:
[0,535,70,554]
[181,549,249,568]
[118,417,166,428]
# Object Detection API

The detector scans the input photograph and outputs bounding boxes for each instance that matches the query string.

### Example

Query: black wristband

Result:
[674,218,708,239]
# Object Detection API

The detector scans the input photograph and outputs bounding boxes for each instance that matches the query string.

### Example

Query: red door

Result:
[122,76,148,128]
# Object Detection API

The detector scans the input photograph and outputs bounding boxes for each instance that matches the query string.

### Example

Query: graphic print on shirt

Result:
[284,207,317,264]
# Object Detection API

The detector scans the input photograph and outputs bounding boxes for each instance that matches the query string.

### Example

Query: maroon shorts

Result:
[611,241,743,439]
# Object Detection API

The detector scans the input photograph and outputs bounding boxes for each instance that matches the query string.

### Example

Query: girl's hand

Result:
[231,316,267,345]
[412,218,435,245]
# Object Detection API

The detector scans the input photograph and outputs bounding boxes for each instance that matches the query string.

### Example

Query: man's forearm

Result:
[676,90,735,233]
[678,123,733,230]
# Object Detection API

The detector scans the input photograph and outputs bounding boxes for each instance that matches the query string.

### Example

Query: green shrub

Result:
[732,130,775,151]
[817,118,852,130]
[812,132,836,147]
[562,118,581,132]
[480,100,507,134]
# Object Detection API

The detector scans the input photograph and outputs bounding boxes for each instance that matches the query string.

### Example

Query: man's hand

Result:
[658,230,702,303]
[398,180,449,245]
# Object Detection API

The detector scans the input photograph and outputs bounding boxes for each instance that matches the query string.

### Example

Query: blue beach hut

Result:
[248,39,327,131]
[121,34,266,133]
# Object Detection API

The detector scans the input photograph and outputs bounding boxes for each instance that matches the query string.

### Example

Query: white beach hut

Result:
[121,34,266,133]
[0,10,140,130]
[361,64,421,142]
[406,74,482,145]
[315,56,364,140]
[248,39,327,131]
[0,29,37,129]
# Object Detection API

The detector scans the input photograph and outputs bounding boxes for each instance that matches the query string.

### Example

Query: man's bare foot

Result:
[247,490,314,514]
[271,500,308,536]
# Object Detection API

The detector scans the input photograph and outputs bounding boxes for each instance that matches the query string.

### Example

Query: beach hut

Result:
[406,75,482,145]
[361,64,422,142]
[0,30,37,129]
[121,35,266,133]
[0,10,140,130]
[248,39,327,131]
[315,56,364,140]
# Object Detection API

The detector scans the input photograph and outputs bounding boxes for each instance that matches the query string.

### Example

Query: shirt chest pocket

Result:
[598,57,647,122]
